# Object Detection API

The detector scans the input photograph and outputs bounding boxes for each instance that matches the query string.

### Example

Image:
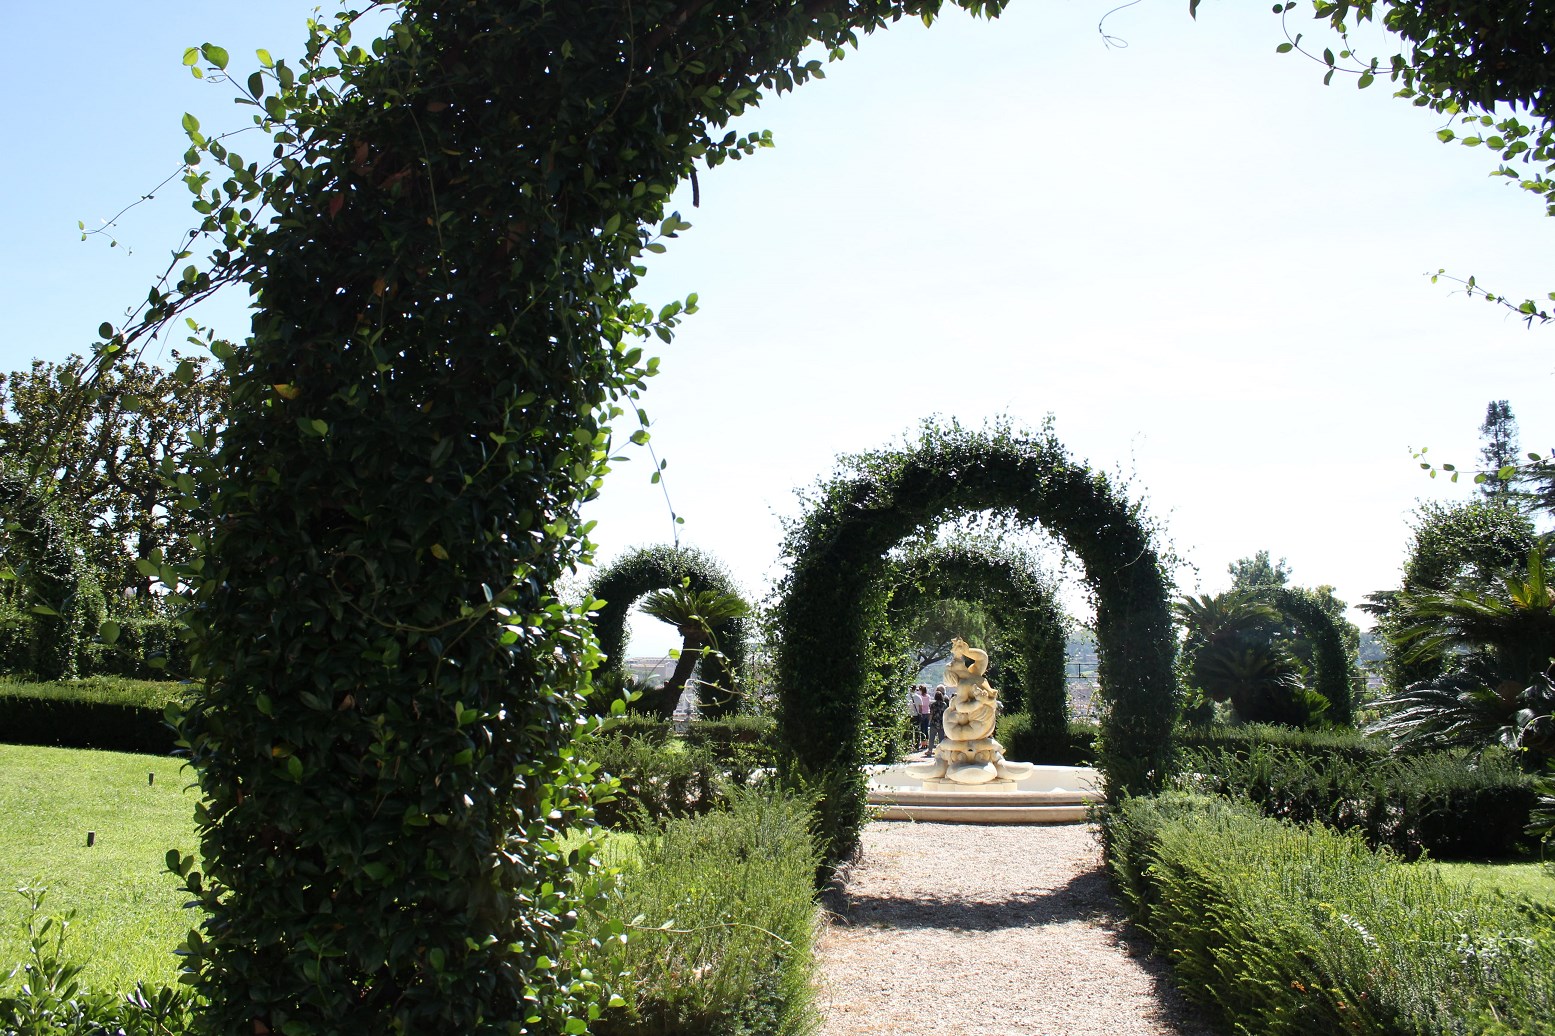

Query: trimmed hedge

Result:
[580,790,819,1036]
[585,717,776,829]
[774,419,1177,866]
[996,712,1096,766]
[885,540,1069,756]
[0,678,185,754]
[1178,740,1536,860]
[1175,722,1384,765]
[587,545,752,718]
[1105,793,1555,1036]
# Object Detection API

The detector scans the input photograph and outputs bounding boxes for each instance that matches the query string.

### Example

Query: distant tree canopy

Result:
[1478,400,1522,503]
[1227,550,1291,591]
[0,353,223,599]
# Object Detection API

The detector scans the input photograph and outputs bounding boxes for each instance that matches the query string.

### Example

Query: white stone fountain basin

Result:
[865,763,1103,823]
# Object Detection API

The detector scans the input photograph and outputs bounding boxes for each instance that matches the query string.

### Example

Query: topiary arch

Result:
[774,421,1176,862]
[1262,586,1359,727]
[587,544,752,716]
[125,1,1181,1028]
[0,470,106,681]
[883,539,1068,751]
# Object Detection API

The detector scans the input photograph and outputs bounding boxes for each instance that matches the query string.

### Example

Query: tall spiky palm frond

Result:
[638,585,751,716]
[1390,544,1555,687]
[1366,672,1516,756]
[1174,592,1282,651]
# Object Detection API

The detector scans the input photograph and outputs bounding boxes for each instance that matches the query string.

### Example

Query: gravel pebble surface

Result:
[813,821,1216,1036]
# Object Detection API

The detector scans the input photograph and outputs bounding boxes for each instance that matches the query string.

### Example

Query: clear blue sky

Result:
[4,2,1551,657]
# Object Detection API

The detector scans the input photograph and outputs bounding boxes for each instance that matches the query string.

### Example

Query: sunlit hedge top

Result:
[773,420,1176,862]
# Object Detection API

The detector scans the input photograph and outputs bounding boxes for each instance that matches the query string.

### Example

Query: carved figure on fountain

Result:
[907,637,1035,785]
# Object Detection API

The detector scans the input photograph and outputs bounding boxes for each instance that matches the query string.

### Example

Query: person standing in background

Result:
[911,684,932,750]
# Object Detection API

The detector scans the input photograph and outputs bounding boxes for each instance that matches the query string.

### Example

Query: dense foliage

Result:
[1176,740,1536,859]
[774,419,1175,863]
[1106,792,1555,1036]
[577,792,819,1036]
[0,472,105,681]
[1366,500,1537,690]
[883,538,1068,754]
[0,353,223,599]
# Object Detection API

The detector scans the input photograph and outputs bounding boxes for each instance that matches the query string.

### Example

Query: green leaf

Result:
[99,620,122,646]
[256,48,274,68]
[182,112,200,135]
[1276,43,1293,54]
[201,43,230,70]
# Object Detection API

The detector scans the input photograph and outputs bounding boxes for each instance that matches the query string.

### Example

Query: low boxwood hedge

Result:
[1175,722,1385,765]
[579,789,819,1036]
[1178,740,1536,859]
[996,712,1096,765]
[1104,792,1555,1036]
[0,678,186,755]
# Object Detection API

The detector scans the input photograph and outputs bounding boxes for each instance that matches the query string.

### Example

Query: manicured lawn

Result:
[1432,857,1555,904]
[0,744,198,992]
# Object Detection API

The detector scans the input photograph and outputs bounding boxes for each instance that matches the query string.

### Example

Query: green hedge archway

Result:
[1262,586,1360,727]
[588,544,752,717]
[774,421,1176,862]
[0,470,106,680]
[884,539,1068,752]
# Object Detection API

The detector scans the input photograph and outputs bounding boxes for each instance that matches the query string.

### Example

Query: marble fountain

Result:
[866,638,1103,823]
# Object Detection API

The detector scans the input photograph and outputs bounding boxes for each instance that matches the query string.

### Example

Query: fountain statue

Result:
[907,637,1035,785]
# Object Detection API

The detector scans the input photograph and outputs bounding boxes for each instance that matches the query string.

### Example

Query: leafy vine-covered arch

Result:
[0,470,105,680]
[587,544,751,716]
[94,1,1146,1029]
[774,421,1176,862]
[1262,586,1359,727]
[883,539,1068,750]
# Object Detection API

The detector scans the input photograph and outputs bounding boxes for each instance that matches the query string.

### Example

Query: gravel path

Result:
[812,821,1216,1036]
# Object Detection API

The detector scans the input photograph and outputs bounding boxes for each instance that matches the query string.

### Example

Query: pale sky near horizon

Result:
[3,1,1552,659]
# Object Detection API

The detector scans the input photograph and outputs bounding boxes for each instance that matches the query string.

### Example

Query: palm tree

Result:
[1176,592,1328,726]
[1389,545,1555,689]
[637,583,750,717]
[1371,543,1555,760]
